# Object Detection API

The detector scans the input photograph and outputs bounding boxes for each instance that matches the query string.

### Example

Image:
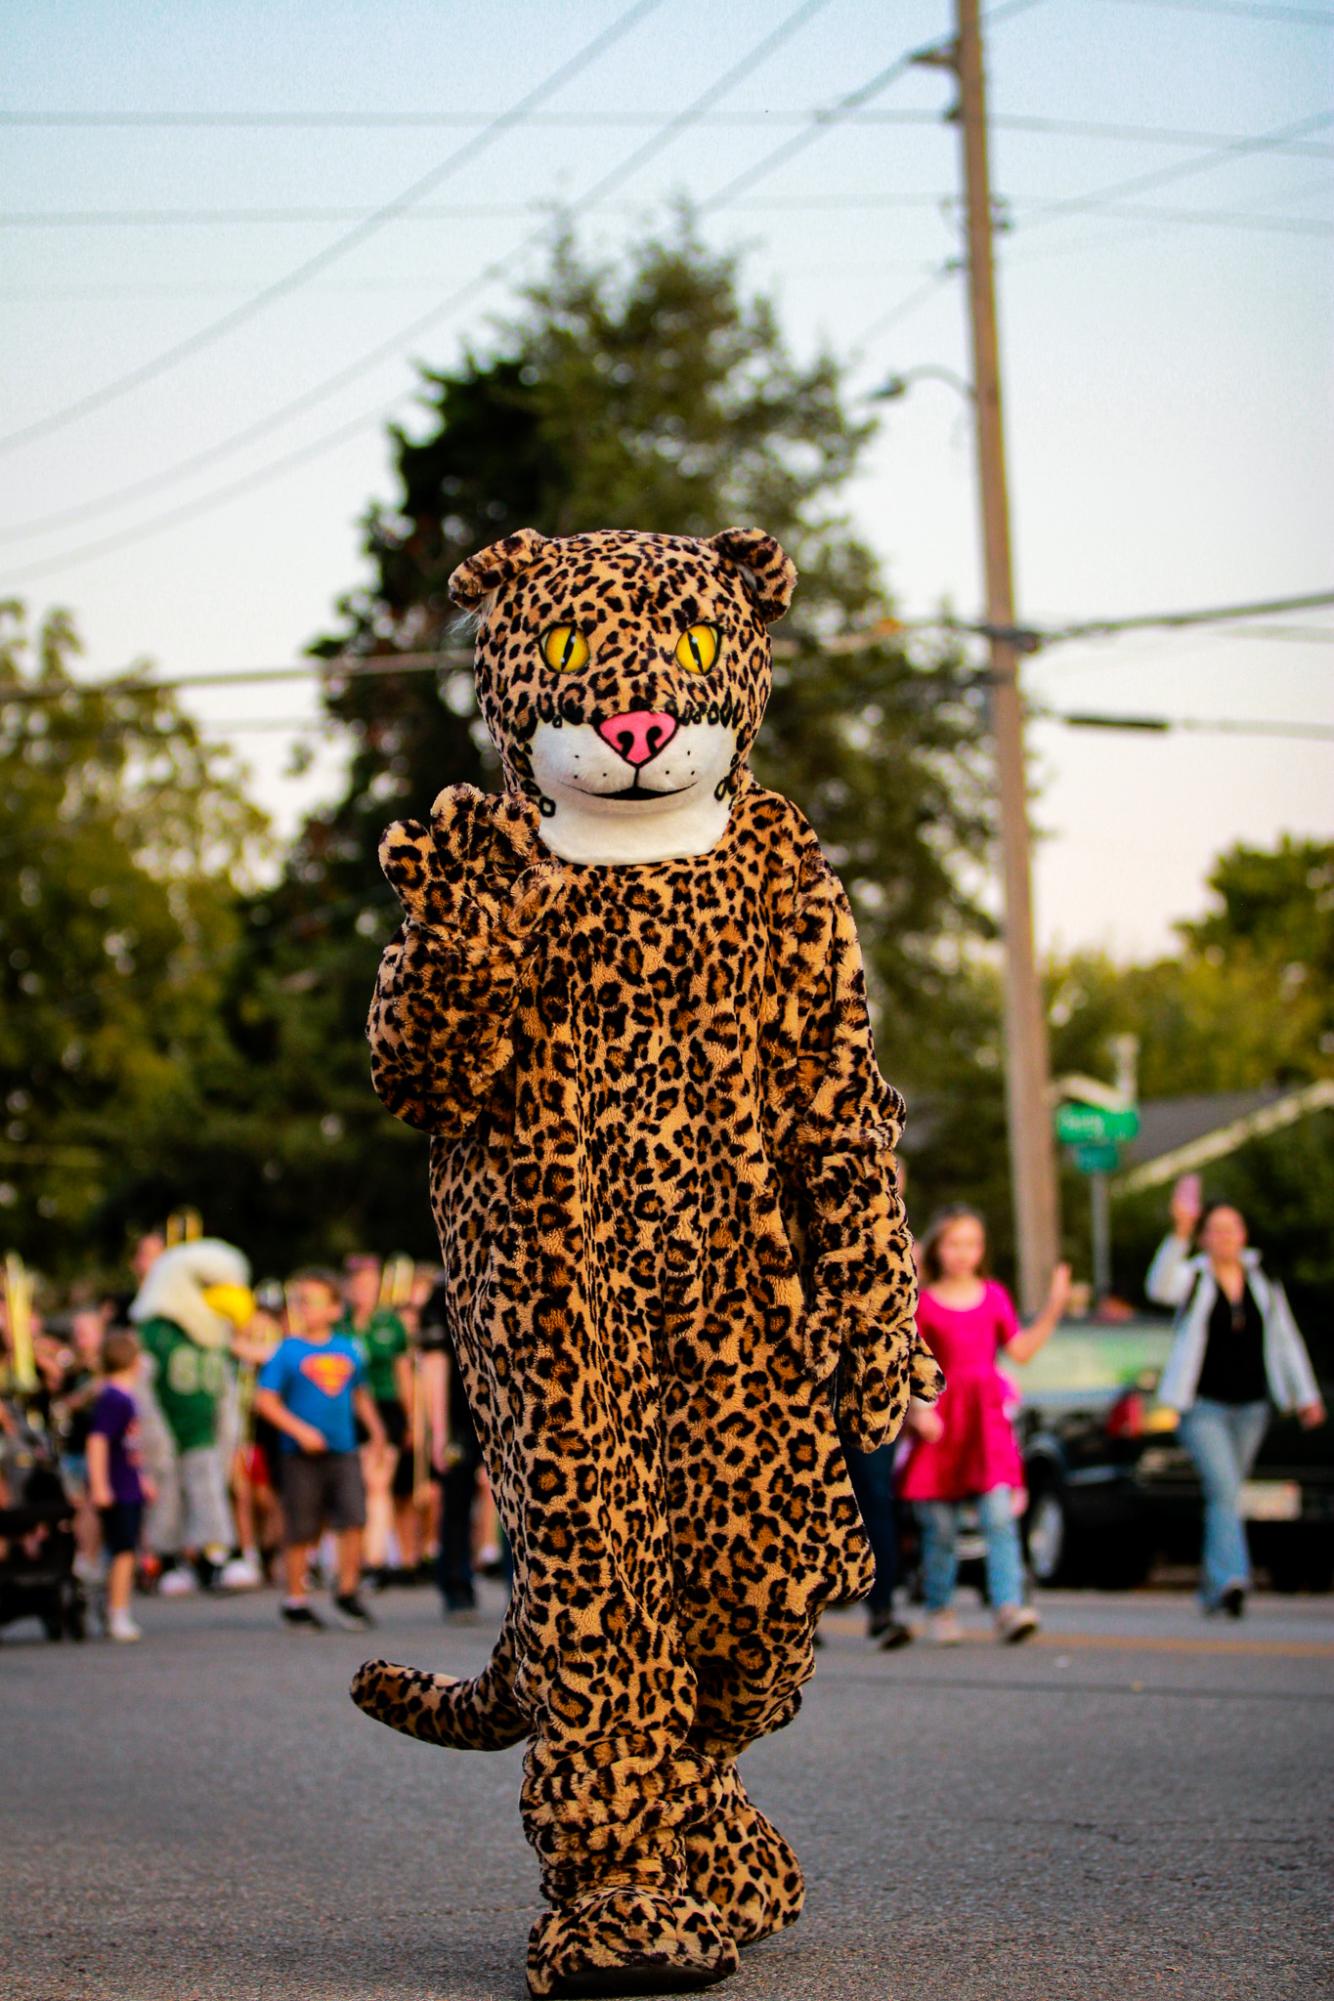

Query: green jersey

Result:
[341,1308,408,1405]
[137,1316,230,1451]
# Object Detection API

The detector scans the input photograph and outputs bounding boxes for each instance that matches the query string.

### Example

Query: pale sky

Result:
[3,0,1331,960]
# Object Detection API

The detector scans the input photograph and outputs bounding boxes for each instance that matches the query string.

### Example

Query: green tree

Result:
[258,217,995,1255]
[0,601,267,1276]
[1036,836,1334,1327]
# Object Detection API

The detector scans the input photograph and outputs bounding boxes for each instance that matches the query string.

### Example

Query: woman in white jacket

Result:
[1147,1187,1325,1617]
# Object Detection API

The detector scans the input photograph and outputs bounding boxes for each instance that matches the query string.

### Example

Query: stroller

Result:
[0,1396,87,1641]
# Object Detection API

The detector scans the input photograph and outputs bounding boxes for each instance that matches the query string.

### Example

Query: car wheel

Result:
[1025,1485,1070,1586]
[1091,1536,1153,1591]
[1267,1536,1334,1595]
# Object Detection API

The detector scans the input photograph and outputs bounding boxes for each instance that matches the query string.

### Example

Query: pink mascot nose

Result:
[596,710,678,768]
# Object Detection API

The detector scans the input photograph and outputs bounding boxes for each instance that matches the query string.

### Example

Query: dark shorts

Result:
[99,1501,144,1557]
[280,1452,366,1545]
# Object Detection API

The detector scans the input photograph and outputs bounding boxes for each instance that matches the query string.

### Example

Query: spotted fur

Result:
[357,528,943,1997]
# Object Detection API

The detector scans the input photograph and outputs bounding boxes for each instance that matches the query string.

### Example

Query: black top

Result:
[1195,1278,1268,1406]
[418,1278,479,1453]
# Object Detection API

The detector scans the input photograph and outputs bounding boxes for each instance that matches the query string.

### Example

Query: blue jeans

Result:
[1178,1397,1270,1606]
[917,1485,1025,1613]
[842,1439,899,1615]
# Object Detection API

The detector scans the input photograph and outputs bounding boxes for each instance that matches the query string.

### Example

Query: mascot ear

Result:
[707,526,797,625]
[448,528,552,612]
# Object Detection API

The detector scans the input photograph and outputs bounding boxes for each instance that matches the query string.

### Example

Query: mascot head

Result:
[448,527,796,866]
[129,1238,253,1351]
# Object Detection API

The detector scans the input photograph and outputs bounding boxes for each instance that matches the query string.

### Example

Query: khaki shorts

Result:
[280,1451,366,1545]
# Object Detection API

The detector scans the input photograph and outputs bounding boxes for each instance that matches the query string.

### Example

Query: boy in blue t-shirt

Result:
[254,1269,386,1632]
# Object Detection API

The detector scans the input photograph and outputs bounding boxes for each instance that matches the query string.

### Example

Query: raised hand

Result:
[1169,1173,1203,1241]
[1047,1261,1073,1318]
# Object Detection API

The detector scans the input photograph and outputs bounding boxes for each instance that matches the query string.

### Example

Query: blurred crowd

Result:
[0,1230,499,1641]
[0,1183,1323,1650]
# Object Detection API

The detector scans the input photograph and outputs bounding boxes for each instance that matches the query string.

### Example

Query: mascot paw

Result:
[684,1777,804,1948]
[526,1887,739,1998]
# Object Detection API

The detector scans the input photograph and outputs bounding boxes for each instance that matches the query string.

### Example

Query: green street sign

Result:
[1073,1141,1120,1175]
[1055,1102,1141,1145]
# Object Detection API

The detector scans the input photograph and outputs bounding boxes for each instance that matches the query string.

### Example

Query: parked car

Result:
[1012,1316,1334,1592]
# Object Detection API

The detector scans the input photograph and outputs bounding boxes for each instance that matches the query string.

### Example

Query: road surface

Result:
[5,1582,1331,2000]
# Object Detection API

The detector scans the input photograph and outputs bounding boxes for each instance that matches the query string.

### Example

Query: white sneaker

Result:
[107,1610,142,1643]
[218,1553,262,1592]
[995,1604,1040,1644]
[924,1609,964,1645]
[158,1567,197,1597]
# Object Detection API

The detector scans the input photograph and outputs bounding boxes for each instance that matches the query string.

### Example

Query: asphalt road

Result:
[4,1582,1332,2001]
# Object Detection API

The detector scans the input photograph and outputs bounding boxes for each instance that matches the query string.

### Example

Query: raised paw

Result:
[380,785,565,940]
[527,1886,738,1999]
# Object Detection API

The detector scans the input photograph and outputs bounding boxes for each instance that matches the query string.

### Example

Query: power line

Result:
[1214,622,1334,643]
[0,0,668,458]
[4,588,1330,705]
[1024,587,1334,646]
[0,4,946,577]
[695,49,932,214]
[5,106,1334,147]
[1,193,958,228]
[1015,196,1333,236]
[12,190,1330,233]
[1048,709,1334,741]
[1010,107,1334,236]
[19,705,1333,746]
[847,270,958,361]
[1098,0,1334,25]
[0,0,846,556]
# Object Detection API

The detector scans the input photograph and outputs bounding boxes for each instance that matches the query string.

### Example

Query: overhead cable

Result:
[0,0,668,458]
[3,588,1331,706]
[0,4,960,576]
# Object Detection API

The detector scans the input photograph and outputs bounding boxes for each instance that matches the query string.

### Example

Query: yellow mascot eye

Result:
[675,623,719,674]
[540,624,589,674]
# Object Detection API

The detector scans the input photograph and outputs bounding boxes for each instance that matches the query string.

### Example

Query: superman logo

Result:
[300,1351,356,1396]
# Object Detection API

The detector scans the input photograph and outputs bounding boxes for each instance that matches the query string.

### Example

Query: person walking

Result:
[901,1205,1071,1644]
[1147,1184,1325,1617]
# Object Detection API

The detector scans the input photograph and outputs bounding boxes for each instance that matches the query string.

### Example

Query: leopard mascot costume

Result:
[351,527,943,1997]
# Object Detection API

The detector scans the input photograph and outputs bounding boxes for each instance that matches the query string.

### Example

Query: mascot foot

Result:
[526,1886,739,1998]
[683,1774,804,1948]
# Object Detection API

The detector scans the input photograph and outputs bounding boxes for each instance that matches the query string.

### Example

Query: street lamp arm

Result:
[869,363,977,403]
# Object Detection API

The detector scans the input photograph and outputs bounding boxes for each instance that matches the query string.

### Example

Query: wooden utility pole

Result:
[952,0,1061,1313]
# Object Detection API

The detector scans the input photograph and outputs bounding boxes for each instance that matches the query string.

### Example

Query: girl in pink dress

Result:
[901,1205,1070,1644]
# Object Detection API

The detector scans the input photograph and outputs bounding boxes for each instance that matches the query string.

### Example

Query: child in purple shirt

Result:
[87,1329,156,1643]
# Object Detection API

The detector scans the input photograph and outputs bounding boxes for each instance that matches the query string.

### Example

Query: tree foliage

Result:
[0,601,267,1273]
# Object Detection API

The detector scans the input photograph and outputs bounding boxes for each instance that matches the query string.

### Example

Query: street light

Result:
[868,364,976,405]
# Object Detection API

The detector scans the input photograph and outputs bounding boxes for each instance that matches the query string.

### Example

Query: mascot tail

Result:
[350,1598,528,1751]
